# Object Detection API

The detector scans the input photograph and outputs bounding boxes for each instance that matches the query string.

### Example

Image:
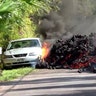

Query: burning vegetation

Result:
[39,33,96,73]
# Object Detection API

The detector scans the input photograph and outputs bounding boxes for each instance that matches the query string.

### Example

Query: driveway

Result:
[0,69,96,96]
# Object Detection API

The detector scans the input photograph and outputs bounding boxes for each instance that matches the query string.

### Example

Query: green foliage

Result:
[0,0,23,48]
[0,0,20,13]
[0,0,60,49]
[0,67,34,82]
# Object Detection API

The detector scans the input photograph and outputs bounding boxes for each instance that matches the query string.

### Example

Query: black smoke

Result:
[39,11,65,39]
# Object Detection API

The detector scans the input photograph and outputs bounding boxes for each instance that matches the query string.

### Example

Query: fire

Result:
[41,42,50,60]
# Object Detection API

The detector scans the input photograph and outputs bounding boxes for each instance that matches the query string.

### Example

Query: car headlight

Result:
[3,55,13,58]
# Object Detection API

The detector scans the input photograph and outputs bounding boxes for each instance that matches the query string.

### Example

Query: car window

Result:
[9,42,22,49]
[30,40,40,47]
[7,39,40,50]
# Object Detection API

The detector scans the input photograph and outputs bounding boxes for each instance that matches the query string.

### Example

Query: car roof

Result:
[10,38,40,42]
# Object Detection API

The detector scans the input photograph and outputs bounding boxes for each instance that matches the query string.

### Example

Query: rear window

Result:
[7,39,40,50]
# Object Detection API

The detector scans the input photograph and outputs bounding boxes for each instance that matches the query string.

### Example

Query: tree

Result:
[0,0,60,48]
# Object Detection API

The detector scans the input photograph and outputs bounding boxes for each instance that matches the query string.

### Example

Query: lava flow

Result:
[43,34,96,72]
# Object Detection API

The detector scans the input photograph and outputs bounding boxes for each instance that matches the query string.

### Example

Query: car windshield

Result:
[7,39,40,50]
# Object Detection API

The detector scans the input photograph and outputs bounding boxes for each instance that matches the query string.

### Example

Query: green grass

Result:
[0,67,34,82]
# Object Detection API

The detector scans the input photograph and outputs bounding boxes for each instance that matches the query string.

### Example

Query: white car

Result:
[3,38,42,68]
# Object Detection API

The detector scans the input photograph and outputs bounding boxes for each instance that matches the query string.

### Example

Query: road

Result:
[0,69,96,96]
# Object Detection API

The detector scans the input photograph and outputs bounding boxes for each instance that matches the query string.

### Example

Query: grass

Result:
[0,67,34,82]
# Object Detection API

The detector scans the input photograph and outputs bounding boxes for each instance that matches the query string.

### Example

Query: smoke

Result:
[39,0,81,40]
[62,32,73,41]
[39,11,66,39]
[39,0,96,40]
[89,33,96,47]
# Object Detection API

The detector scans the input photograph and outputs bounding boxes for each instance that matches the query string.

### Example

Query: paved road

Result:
[0,69,96,96]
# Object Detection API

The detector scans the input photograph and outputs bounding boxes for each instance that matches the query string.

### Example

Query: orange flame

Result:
[41,42,50,60]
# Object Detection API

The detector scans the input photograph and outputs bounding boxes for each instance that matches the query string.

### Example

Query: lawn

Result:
[0,67,34,82]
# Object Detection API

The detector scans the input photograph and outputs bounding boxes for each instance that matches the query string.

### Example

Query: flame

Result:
[41,42,50,60]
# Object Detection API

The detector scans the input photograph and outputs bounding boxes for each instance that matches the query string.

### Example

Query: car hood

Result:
[4,47,42,55]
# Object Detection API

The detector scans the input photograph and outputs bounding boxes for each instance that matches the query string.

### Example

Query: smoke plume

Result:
[39,0,96,41]
[39,11,66,39]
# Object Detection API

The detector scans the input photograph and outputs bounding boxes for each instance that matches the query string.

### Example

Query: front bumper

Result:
[3,56,40,66]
